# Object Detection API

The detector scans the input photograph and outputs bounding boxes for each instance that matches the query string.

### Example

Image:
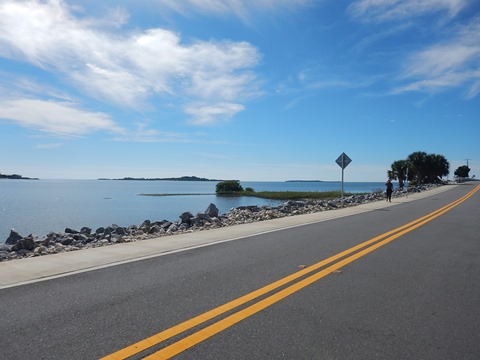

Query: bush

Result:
[216,180,244,194]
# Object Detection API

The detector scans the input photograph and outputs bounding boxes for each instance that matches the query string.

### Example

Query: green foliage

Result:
[215,182,350,200]
[216,180,244,194]
[389,151,450,185]
[408,151,449,184]
[388,160,408,187]
[454,165,470,178]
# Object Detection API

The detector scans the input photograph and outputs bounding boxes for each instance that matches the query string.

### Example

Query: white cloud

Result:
[347,1,480,99]
[348,0,468,22]
[0,0,261,123]
[185,102,245,125]
[0,99,125,136]
[112,122,195,143]
[394,17,480,98]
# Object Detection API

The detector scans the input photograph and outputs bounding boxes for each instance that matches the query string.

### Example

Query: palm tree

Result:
[406,151,449,184]
[407,151,428,185]
[426,153,449,183]
[388,160,408,188]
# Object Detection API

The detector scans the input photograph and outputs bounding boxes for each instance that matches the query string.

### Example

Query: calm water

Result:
[0,180,386,241]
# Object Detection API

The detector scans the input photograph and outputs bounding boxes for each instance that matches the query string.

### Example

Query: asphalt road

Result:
[1,183,479,360]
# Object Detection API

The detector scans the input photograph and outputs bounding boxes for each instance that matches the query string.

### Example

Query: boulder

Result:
[178,223,189,231]
[73,234,89,242]
[161,221,172,229]
[5,230,23,245]
[167,223,178,233]
[80,227,92,235]
[60,237,74,246]
[205,203,219,217]
[140,220,151,229]
[11,237,36,251]
[196,212,212,222]
[149,225,161,234]
[115,227,127,236]
[65,228,79,234]
[179,211,194,224]
[0,244,12,252]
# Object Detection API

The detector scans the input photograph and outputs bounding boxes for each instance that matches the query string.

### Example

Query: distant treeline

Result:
[0,173,38,180]
[98,176,222,182]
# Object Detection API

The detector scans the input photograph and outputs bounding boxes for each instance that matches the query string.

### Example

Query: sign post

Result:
[335,152,352,196]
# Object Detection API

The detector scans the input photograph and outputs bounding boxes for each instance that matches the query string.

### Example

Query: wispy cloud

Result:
[0,0,261,125]
[394,17,480,98]
[112,123,197,143]
[348,0,468,22]
[276,66,379,107]
[347,0,480,99]
[0,99,125,136]
[195,152,230,160]
[185,103,245,125]
[153,0,313,21]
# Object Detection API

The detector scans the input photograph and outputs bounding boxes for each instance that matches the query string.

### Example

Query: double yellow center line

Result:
[102,185,479,360]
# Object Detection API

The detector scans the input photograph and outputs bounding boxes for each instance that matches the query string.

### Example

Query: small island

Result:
[99,176,222,182]
[0,173,38,180]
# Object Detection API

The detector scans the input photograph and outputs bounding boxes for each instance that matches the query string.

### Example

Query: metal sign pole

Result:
[341,166,344,197]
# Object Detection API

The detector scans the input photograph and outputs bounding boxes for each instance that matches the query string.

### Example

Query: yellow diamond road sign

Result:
[336,152,352,169]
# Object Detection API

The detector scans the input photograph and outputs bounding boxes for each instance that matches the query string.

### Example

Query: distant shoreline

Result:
[98,176,223,182]
[286,180,341,183]
[286,180,322,182]
[0,174,38,180]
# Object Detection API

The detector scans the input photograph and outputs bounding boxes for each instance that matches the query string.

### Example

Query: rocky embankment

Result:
[0,185,437,262]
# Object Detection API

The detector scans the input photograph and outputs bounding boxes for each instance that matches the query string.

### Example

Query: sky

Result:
[0,0,479,182]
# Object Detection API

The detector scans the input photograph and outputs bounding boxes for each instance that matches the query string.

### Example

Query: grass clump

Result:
[242,190,353,200]
[215,181,357,200]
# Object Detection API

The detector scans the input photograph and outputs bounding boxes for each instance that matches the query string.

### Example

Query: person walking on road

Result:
[385,179,394,202]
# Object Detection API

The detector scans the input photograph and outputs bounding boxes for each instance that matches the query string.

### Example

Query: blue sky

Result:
[0,0,479,181]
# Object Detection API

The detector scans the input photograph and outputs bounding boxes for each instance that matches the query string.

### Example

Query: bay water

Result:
[0,180,386,241]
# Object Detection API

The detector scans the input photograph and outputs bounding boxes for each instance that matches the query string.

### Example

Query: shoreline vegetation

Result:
[213,180,354,200]
[139,191,354,200]
[98,176,222,181]
[0,173,38,180]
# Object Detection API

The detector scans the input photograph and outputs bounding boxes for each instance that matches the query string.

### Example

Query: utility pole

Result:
[465,158,471,168]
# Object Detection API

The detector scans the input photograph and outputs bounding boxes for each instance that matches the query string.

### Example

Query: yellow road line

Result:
[101,185,479,360]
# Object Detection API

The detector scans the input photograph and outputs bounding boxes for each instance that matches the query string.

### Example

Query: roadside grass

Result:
[218,190,356,200]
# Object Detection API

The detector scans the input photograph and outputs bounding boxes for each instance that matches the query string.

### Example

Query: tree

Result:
[390,151,450,185]
[426,153,449,183]
[216,180,244,194]
[454,165,470,178]
[407,151,428,184]
[388,160,408,188]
